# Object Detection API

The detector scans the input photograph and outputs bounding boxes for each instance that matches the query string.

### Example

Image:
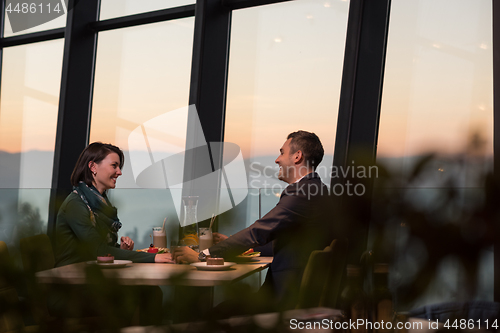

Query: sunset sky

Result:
[0,0,493,161]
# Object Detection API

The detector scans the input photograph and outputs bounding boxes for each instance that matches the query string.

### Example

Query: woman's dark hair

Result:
[70,142,124,187]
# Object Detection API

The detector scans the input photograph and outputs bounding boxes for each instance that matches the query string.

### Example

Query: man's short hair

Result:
[287,130,324,170]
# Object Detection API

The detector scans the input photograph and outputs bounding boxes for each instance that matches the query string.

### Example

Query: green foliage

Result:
[369,152,496,308]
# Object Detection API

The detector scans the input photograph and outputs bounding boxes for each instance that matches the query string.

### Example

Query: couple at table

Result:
[54,130,332,313]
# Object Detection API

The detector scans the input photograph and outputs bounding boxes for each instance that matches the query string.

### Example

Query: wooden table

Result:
[36,257,273,323]
[36,257,273,287]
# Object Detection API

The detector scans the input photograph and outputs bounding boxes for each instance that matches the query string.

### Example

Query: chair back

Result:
[0,241,25,333]
[321,238,348,308]
[296,238,348,309]
[20,234,55,273]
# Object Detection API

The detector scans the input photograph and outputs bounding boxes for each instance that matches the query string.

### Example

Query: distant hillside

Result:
[0,150,491,189]
[0,150,53,188]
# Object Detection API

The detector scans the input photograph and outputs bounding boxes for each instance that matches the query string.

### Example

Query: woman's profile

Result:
[54,142,172,266]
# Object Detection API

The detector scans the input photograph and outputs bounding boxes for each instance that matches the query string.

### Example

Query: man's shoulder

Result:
[282,173,328,198]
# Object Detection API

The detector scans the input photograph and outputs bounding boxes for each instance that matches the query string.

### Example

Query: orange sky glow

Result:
[0,0,493,161]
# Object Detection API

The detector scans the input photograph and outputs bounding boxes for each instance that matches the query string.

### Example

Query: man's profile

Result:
[175,130,333,313]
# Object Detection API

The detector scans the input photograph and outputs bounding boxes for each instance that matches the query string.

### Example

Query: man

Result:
[175,130,332,311]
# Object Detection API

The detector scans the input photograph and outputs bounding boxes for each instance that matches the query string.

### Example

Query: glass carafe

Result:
[181,196,199,247]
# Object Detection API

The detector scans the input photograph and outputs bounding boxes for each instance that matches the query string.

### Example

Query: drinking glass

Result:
[170,240,187,263]
[152,227,167,248]
[198,227,213,251]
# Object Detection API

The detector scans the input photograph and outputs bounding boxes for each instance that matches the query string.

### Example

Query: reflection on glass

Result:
[0,40,63,243]
[225,0,349,191]
[99,0,195,20]
[222,0,348,230]
[90,18,194,189]
[0,189,51,245]
[375,0,493,308]
[107,189,182,249]
[378,0,493,187]
[4,6,66,37]
[0,40,64,187]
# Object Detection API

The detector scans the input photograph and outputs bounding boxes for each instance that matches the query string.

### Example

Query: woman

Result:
[54,142,172,266]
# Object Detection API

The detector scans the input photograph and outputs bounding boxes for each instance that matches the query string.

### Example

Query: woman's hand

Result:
[120,236,134,250]
[173,247,200,264]
[154,253,174,263]
[212,232,228,244]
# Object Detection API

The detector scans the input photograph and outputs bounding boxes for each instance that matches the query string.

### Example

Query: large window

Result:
[376,0,493,308]
[0,40,64,245]
[0,0,497,311]
[378,0,493,186]
[89,18,194,249]
[221,0,349,233]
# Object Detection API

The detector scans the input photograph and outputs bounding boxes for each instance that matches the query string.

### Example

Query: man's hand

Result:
[213,232,228,244]
[173,246,200,264]
[120,236,134,250]
[154,253,174,263]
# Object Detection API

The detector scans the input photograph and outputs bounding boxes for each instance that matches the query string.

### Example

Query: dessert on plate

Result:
[207,257,224,265]
[97,254,114,263]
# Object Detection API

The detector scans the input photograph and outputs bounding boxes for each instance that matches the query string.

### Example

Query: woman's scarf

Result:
[73,182,122,246]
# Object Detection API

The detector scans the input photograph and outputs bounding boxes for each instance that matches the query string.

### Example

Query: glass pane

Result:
[378,0,493,188]
[108,189,181,250]
[0,40,64,245]
[223,0,349,226]
[90,19,194,246]
[4,1,66,37]
[375,0,493,309]
[100,0,195,20]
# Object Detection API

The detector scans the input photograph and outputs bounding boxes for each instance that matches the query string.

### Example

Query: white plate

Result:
[191,262,236,271]
[236,253,261,262]
[235,257,260,263]
[86,260,133,268]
